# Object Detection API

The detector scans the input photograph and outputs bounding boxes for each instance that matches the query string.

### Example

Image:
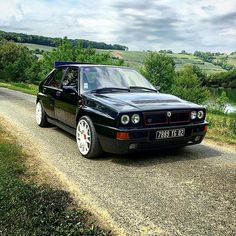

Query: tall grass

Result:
[206,111,236,144]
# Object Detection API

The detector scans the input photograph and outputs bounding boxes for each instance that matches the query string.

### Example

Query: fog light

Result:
[116,132,129,140]
[194,136,201,142]
[129,144,137,150]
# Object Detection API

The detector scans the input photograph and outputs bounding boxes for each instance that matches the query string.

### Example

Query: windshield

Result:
[81,66,155,92]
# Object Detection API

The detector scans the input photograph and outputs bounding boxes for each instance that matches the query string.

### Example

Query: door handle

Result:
[56,91,61,97]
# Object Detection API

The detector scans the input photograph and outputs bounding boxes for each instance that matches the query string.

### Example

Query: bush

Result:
[141,52,175,92]
[0,40,41,84]
[40,38,124,78]
[171,65,210,104]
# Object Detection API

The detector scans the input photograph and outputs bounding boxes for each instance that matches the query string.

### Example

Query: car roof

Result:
[54,62,131,69]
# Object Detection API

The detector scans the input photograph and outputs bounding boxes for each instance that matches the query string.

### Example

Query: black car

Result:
[36,62,208,158]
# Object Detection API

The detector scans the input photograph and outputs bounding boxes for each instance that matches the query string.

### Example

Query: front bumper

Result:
[95,122,208,155]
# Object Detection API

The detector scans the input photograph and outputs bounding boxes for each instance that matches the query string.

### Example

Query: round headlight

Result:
[131,114,140,124]
[197,110,204,119]
[191,111,197,119]
[121,115,130,125]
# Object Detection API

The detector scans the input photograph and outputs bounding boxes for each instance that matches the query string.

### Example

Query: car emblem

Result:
[167,111,172,117]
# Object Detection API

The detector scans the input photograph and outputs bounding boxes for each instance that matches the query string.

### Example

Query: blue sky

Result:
[0,0,235,52]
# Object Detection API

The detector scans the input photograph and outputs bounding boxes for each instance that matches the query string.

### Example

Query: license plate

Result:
[156,128,185,139]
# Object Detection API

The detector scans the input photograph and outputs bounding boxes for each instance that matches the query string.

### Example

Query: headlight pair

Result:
[121,114,140,125]
[191,110,204,120]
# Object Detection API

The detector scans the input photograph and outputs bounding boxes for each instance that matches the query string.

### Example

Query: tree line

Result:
[1,38,236,105]
[0,30,128,51]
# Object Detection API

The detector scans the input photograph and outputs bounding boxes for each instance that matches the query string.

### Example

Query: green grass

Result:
[0,82,38,95]
[0,123,110,235]
[17,43,54,52]
[206,112,236,144]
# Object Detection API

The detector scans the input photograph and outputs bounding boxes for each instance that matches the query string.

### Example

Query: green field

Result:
[19,43,227,74]
[17,43,54,51]
[98,49,226,74]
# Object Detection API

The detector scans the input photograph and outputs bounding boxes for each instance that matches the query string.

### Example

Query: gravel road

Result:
[0,87,235,236]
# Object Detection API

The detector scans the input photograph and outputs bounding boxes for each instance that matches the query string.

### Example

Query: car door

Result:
[41,67,66,119]
[54,66,79,128]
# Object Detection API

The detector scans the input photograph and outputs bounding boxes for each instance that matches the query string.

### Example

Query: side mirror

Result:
[155,86,161,91]
[62,86,77,94]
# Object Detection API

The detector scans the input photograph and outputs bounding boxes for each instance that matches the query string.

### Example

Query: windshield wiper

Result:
[129,86,157,92]
[91,87,130,93]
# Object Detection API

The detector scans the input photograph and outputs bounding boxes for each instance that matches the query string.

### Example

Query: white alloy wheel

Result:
[36,102,43,125]
[76,119,91,155]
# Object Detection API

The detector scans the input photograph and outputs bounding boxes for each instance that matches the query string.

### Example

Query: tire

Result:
[76,116,103,158]
[36,100,49,127]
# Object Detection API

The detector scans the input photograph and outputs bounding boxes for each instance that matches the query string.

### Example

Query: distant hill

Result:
[98,50,227,74]
[0,30,128,51]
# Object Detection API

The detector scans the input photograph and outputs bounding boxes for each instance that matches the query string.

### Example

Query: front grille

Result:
[170,111,190,124]
[144,110,190,126]
[144,112,168,125]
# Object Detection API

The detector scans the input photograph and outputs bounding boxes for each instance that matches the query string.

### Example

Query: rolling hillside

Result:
[100,50,226,74]
[19,42,227,74]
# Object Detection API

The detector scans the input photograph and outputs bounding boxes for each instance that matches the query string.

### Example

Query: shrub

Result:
[141,52,175,93]
[171,65,210,104]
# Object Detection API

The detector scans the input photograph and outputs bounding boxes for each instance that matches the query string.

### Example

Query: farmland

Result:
[18,43,227,74]
[99,50,226,74]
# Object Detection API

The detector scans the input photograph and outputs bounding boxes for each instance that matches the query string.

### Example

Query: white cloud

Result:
[0,0,235,52]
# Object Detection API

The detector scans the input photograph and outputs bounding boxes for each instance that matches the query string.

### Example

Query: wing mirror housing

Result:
[62,86,78,94]
[155,86,161,91]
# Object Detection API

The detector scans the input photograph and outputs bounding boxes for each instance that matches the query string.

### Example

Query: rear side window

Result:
[62,67,79,87]
[46,68,66,88]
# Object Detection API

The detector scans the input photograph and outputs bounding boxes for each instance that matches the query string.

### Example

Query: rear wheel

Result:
[36,101,48,127]
[76,116,103,158]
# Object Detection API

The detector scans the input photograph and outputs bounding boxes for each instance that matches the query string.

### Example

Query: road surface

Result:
[0,87,235,236]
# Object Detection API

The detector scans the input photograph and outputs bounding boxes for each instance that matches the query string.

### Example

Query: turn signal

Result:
[116,132,129,140]
[204,125,208,132]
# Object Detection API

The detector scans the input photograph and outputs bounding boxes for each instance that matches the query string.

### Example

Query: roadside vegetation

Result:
[0,82,37,95]
[0,38,235,145]
[0,121,110,235]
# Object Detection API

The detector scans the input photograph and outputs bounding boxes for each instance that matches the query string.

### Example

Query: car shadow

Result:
[97,144,222,167]
[50,126,222,167]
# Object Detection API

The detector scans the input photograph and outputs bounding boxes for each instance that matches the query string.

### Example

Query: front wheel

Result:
[36,101,48,127]
[76,116,103,158]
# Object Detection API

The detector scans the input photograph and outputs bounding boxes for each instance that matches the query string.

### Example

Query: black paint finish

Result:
[37,64,208,154]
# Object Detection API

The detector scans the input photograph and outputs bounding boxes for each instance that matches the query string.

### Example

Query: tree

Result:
[0,40,40,83]
[40,38,125,78]
[141,52,175,92]
[171,65,210,104]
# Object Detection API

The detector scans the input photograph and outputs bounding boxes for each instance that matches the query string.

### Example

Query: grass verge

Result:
[206,112,236,145]
[0,82,38,95]
[0,122,110,235]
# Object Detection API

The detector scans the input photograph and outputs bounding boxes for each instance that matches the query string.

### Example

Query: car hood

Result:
[87,92,201,112]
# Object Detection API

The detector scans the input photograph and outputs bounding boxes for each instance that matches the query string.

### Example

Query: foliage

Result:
[194,51,234,71]
[0,82,38,95]
[141,52,175,92]
[205,69,236,88]
[208,91,229,113]
[40,38,125,78]
[171,65,210,104]
[0,124,110,236]
[0,40,41,84]
[0,29,128,51]
[206,112,236,144]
